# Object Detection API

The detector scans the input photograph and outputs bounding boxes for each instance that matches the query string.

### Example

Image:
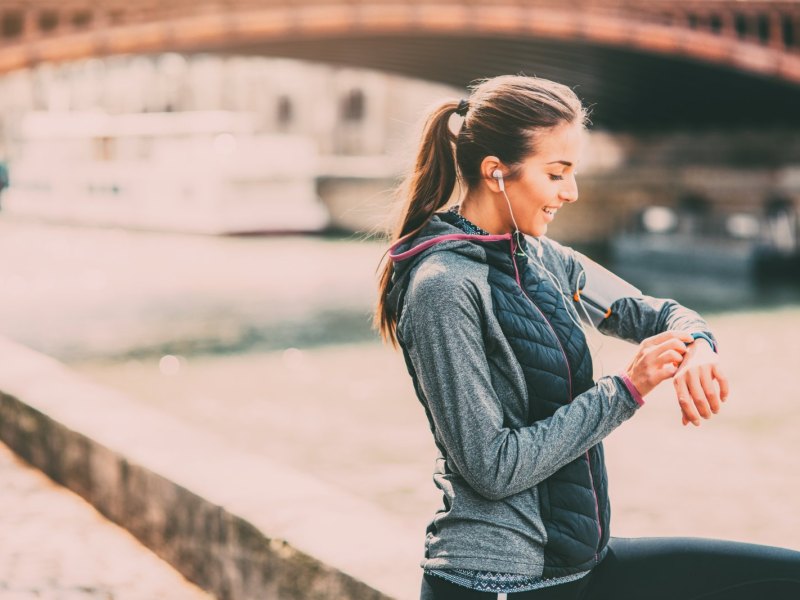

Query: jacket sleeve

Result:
[599,295,717,347]
[398,271,639,501]
[550,240,718,347]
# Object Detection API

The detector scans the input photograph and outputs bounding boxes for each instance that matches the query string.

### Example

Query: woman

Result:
[374,75,800,599]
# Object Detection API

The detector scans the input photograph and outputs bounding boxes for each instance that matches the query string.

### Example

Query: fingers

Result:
[656,360,679,380]
[675,363,731,427]
[657,348,685,366]
[648,342,688,382]
[650,338,690,364]
[699,364,721,415]
[713,363,730,402]
[674,376,701,426]
[643,333,731,428]
[644,352,683,389]
[685,369,713,419]
[629,335,693,396]
[643,330,694,348]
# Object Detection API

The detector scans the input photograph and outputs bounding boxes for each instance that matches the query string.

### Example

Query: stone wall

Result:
[0,338,420,600]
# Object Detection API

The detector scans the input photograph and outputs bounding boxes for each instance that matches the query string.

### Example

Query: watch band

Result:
[690,331,718,353]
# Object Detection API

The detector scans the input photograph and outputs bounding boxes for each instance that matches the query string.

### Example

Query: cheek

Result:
[525,178,551,205]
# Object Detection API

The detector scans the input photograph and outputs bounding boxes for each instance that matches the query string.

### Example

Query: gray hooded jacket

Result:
[386,211,715,577]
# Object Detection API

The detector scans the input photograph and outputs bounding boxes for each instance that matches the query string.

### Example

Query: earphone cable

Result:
[500,187,605,371]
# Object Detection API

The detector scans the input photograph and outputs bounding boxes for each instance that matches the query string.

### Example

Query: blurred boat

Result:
[1,110,330,234]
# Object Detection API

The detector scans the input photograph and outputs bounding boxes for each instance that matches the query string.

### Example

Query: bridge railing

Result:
[1,1,799,55]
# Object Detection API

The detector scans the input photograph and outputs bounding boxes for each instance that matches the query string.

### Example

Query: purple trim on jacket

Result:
[618,372,645,407]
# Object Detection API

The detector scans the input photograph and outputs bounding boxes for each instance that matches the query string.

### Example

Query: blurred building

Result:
[0,52,798,260]
[0,54,461,232]
[0,54,458,159]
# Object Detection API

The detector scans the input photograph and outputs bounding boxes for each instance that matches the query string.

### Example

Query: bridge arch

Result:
[2,1,800,128]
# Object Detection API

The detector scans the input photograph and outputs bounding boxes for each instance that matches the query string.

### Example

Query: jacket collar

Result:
[386,212,518,318]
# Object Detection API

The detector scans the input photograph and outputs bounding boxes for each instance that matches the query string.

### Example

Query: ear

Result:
[480,156,504,193]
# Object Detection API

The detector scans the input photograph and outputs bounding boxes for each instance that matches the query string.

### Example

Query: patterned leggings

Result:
[420,537,800,600]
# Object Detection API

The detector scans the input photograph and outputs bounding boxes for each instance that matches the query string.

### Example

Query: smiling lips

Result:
[543,206,560,220]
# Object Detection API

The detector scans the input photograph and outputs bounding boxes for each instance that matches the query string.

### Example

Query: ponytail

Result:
[374,99,462,347]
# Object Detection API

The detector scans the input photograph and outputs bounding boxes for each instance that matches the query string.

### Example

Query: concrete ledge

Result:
[0,338,421,600]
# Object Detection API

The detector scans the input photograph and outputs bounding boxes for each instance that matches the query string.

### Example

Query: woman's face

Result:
[503,122,584,238]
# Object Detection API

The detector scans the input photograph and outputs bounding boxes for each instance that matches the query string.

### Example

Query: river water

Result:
[73,305,800,552]
[1,218,798,550]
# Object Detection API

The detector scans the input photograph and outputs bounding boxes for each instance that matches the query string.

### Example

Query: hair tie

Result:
[455,98,469,117]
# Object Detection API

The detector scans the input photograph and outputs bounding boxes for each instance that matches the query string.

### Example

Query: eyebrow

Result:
[546,160,573,166]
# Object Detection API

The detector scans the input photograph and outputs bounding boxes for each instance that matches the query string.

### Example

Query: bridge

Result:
[2,1,800,128]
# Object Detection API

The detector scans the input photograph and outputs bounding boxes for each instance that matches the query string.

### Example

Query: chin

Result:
[526,225,547,238]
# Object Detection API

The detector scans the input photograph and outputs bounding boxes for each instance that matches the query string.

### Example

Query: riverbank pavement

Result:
[0,336,421,600]
[0,440,213,600]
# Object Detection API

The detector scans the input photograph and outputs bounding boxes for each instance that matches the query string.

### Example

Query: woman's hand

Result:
[673,339,730,427]
[625,331,694,398]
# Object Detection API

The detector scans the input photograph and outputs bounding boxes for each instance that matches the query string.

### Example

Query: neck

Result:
[459,190,513,235]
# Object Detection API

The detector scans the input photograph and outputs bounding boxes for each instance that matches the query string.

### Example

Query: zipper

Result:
[508,236,603,563]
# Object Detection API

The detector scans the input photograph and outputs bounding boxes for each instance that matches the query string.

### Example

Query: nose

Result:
[559,175,579,203]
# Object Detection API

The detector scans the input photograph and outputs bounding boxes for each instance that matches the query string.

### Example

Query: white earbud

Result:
[492,169,505,192]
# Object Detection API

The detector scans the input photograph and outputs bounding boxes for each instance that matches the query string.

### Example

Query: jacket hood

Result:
[386,211,513,318]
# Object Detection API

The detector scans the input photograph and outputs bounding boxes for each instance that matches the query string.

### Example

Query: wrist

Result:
[618,371,645,407]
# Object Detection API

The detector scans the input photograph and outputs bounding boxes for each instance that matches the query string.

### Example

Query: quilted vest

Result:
[442,212,611,578]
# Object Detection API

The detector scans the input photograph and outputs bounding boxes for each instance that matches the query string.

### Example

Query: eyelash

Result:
[549,171,578,181]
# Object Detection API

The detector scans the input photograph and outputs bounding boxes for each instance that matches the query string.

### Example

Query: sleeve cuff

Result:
[618,372,645,407]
